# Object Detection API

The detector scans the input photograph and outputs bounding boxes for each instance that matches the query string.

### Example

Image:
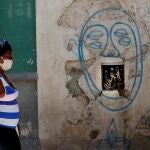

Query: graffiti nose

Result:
[102,49,120,57]
[101,39,120,57]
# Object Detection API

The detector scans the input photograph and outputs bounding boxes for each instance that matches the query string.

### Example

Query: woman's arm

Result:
[0,80,5,98]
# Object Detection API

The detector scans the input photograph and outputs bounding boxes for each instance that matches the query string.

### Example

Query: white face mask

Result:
[0,57,13,71]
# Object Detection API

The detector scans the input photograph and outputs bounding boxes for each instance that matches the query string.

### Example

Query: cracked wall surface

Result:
[37,0,150,149]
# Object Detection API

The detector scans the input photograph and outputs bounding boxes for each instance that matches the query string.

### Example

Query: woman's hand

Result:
[0,80,5,98]
[0,57,4,73]
[0,57,3,64]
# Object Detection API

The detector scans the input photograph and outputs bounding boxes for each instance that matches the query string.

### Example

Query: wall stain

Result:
[66,79,90,106]
[136,110,150,137]
[89,129,100,140]
[118,89,130,98]
[65,58,96,79]
[57,0,121,30]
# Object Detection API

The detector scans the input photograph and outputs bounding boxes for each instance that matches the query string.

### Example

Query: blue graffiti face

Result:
[78,8,143,112]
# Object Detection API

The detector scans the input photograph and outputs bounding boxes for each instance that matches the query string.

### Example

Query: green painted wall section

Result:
[0,0,36,73]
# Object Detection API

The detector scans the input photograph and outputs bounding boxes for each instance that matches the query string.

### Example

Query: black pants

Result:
[0,126,21,150]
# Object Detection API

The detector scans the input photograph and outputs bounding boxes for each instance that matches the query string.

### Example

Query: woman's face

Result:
[2,50,13,60]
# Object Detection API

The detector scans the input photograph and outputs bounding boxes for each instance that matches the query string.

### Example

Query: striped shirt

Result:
[0,76,19,128]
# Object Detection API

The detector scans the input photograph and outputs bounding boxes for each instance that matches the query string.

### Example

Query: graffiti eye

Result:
[114,28,128,37]
[84,25,108,53]
[89,41,102,49]
[118,37,131,46]
[114,28,131,46]
[86,30,103,49]
[87,30,104,40]
[86,29,106,50]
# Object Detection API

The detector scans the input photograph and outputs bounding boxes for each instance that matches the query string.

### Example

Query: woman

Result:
[0,39,21,150]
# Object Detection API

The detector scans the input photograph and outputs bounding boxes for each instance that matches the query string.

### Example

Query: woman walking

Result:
[0,39,21,150]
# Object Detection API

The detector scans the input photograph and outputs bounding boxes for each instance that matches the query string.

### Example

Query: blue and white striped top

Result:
[0,75,19,128]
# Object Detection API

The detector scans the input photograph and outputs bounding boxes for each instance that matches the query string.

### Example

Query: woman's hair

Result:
[0,39,12,56]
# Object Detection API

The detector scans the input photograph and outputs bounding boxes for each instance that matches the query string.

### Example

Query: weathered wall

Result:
[37,0,150,149]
